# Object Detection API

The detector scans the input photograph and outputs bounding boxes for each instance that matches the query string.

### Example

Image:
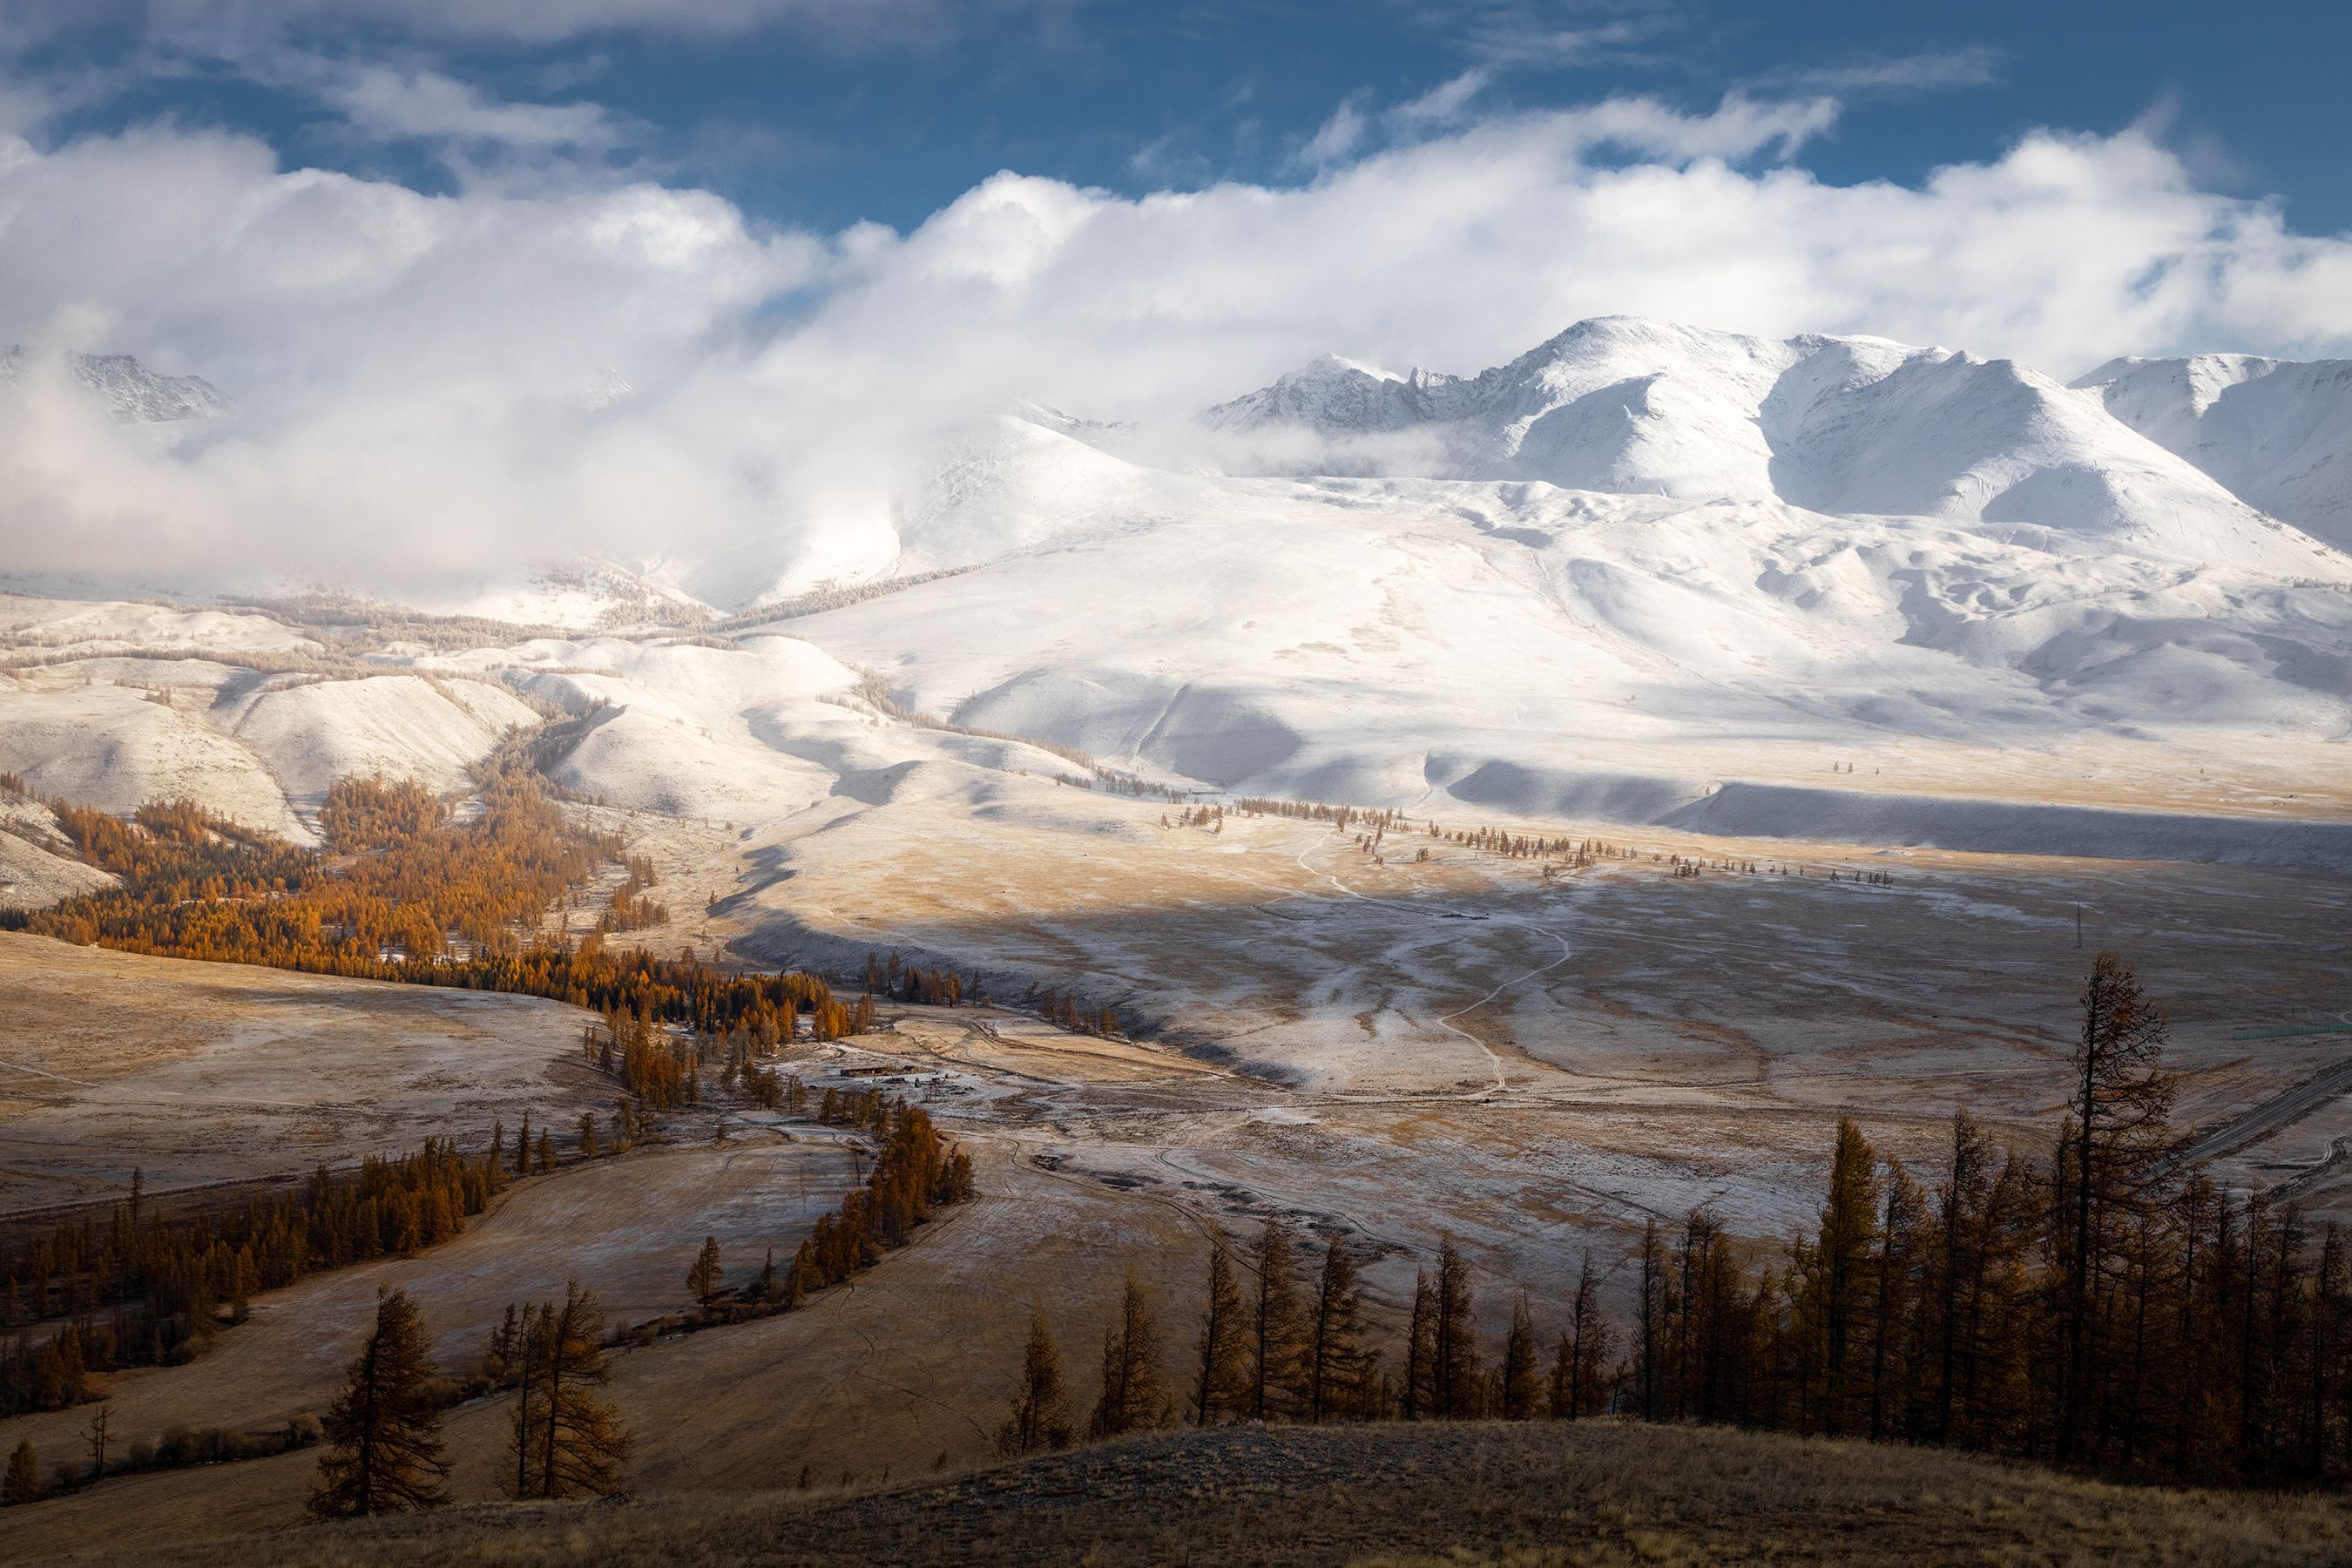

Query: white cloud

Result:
[1386,68,1492,134]
[96,0,1029,48]
[1766,45,2004,98]
[4,92,2352,608]
[1297,93,1371,168]
[1432,2,1680,69]
[0,122,823,598]
[310,64,634,156]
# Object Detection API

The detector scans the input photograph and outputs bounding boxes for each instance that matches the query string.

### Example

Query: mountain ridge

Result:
[0,345,235,423]
[2075,351,2352,551]
[1199,316,2341,574]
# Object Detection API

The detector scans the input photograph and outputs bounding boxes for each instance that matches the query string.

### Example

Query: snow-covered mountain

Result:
[8,315,2352,869]
[1202,317,2335,575]
[2074,354,2352,552]
[0,346,235,422]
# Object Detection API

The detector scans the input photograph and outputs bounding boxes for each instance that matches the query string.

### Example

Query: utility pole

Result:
[2075,904,2083,949]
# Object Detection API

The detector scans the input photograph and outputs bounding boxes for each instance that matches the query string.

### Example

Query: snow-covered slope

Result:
[447,559,717,632]
[0,347,233,422]
[423,631,1154,825]
[0,787,116,909]
[1204,318,2336,576]
[784,422,2352,779]
[2074,355,2352,552]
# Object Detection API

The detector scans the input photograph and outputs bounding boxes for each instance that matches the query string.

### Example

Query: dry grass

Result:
[65,1420,2352,1568]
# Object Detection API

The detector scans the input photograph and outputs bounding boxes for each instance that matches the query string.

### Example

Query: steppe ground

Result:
[0,935,618,1213]
[2,777,2349,1559]
[44,1422,2352,1568]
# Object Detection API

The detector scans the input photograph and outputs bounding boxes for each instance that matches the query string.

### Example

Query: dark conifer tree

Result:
[2056,951,2173,1462]
[687,1235,724,1310]
[1248,1220,1306,1420]
[511,1281,628,1498]
[1404,1269,1436,1421]
[1868,1157,1928,1440]
[1634,1218,1667,1421]
[1090,1271,1166,1438]
[1307,1235,1369,1423]
[1790,1118,1880,1435]
[1193,1234,1247,1426]
[1500,1291,1541,1419]
[3,1438,37,1505]
[999,1309,1075,1454]
[309,1289,449,1517]
[84,1402,111,1478]
[1433,1239,1480,1419]
[1930,1109,1994,1443]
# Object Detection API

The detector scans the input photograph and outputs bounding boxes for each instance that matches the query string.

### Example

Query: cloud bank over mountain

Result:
[3,90,2352,604]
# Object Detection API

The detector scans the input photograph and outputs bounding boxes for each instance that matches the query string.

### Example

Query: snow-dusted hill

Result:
[0,347,233,422]
[2074,354,2352,552]
[1201,318,2338,577]
[0,598,539,840]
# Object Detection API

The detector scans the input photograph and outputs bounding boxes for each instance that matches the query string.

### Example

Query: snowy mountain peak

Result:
[1295,351,1400,379]
[2072,353,2352,550]
[1204,350,1429,434]
[0,346,235,423]
[1195,316,2339,574]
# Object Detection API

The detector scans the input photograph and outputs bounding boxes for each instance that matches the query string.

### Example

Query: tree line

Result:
[861,947,1122,1039]
[998,1220,1384,1455]
[1227,790,1900,880]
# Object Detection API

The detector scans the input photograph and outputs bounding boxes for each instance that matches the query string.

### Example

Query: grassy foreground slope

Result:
[66,1420,2352,1568]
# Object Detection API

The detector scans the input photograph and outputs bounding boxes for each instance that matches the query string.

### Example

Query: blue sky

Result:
[11,1,2349,236]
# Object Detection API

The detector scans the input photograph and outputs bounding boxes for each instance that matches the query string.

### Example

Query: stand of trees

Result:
[525,1097,977,1354]
[1029,987,1119,1038]
[788,1103,975,1295]
[598,854,668,934]
[298,1281,628,1517]
[865,950,977,1008]
[1231,793,1659,870]
[1233,799,1410,832]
